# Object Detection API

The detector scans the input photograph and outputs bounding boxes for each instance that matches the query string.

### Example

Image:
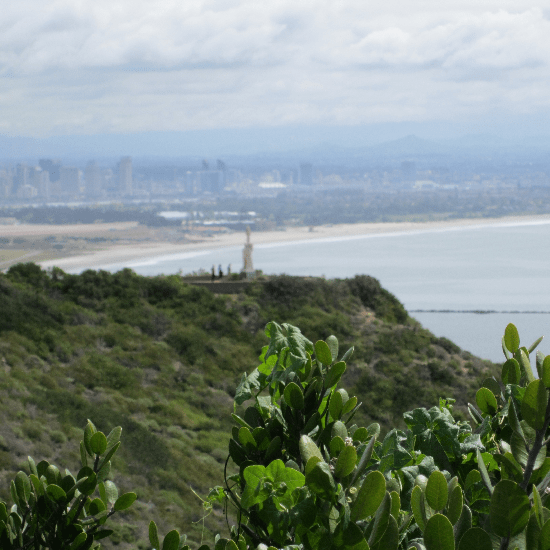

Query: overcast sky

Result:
[2,0,550,139]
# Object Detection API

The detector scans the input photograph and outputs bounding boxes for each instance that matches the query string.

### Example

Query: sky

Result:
[2,0,550,141]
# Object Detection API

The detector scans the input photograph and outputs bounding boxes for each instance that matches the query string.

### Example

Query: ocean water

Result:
[86,219,550,362]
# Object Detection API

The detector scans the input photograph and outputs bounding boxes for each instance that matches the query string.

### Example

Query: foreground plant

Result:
[151,321,550,550]
[0,420,137,549]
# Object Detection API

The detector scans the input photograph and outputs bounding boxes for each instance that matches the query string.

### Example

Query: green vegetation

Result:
[0,264,497,548]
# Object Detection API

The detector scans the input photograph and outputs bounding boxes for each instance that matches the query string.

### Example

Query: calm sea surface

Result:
[84,219,550,363]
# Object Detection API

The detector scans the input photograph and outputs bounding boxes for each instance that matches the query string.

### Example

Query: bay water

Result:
[89,219,550,363]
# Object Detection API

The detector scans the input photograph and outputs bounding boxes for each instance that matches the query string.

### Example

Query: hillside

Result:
[0,264,499,548]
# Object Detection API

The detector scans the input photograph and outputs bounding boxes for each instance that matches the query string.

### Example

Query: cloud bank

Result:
[1,0,549,136]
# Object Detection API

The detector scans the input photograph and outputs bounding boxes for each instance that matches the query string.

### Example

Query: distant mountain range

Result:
[2,125,550,167]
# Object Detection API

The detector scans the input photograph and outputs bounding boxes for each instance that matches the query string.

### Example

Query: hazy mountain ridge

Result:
[0,265,499,548]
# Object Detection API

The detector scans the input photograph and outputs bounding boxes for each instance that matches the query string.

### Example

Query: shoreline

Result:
[36,214,550,272]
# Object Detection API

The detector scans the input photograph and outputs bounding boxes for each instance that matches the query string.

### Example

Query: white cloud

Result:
[1,0,550,135]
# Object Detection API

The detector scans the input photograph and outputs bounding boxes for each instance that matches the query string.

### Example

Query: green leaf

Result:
[534,485,544,527]
[325,361,346,388]
[105,426,122,450]
[373,513,398,550]
[83,419,97,457]
[162,530,181,550]
[411,485,427,532]
[305,461,336,500]
[326,335,339,362]
[114,492,137,511]
[517,347,536,383]
[342,395,358,415]
[368,491,392,547]
[330,436,346,456]
[284,382,304,410]
[475,388,498,416]
[90,432,108,455]
[543,356,550,389]
[315,340,333,366]
[424,514,455,550]
[507,398,525,441]
[502,358,521,385]
[505,323,520,353]
[457,527,492,550]
[453,505,472,547]
[299,435,324,464]
[521,379,548,431]
[351,470,386,522]
[14,472,30,505]
[490,480,530,537]
[334,445,356,478]
[332,420,348,440]
[390,491,400,519]
[482,377,501,397]
[329,390,344,420]
[238,427,257,451]
[46,484,67,502]
[264,322,313,362]
[541,518,550,550]
[476,450,493,495]
[426,471,448,512]
[529,336,544,354]
[446,485,463,525]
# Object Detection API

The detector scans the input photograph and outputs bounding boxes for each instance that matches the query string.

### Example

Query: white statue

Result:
[242,226,254,278]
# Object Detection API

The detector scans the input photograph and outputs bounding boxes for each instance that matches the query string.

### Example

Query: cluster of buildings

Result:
[0,157,133,201]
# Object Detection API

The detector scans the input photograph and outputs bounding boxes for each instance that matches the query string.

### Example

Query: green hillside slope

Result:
[0,264,498,548]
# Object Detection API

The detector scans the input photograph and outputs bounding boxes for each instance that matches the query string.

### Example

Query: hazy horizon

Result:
[2,0,550,150]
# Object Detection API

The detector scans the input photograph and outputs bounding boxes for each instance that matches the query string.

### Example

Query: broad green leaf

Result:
[299,435,324,464]
[284,382,304,410]
[330,436,345,456]
[14,472,30,505]
[114,492,137,511]
[490,480,530,537]
[502,358,521,385]
[453,505,472,547]
[521,379,548,431]
[315,340,333,366]
[99,480,118,505]
[90,432,108,455]
[305,461,336,500]
[368,491,391,547]
[543,356,550,389]
[325,361,346,388]
[326,335,339,362]
[457,527,492,550]
[446,485,463,525]
[305,456,322,476]
[238,427,257,451]
[334,445,356,478]
[426,471,448,512]
[342,395,358,415]
[264,322,313,361]
[352,427,368,442]
[88,498,106,515]
[517,347,536,383]
[390,491,400,519]
[105,426,122,450]
[475,388,498,416]
[83,419,97,457]
[351,470,386,522]
[373,513,398,550]
[351,432,377,486]
[162,530,181,550]
[482,377,501,397]
[46,484,67,502]
[332,420,348,440]
[510,428,546,469]
[330,390,344,420]
[505,323,520,353]
[423,514,455,550]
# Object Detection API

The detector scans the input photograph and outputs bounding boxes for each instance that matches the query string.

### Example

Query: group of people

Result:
[211,264,231,280]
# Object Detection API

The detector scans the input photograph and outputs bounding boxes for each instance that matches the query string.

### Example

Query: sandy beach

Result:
[27,214,549,272]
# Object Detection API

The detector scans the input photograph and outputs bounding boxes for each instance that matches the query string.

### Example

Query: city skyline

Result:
[1,0,550,144]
